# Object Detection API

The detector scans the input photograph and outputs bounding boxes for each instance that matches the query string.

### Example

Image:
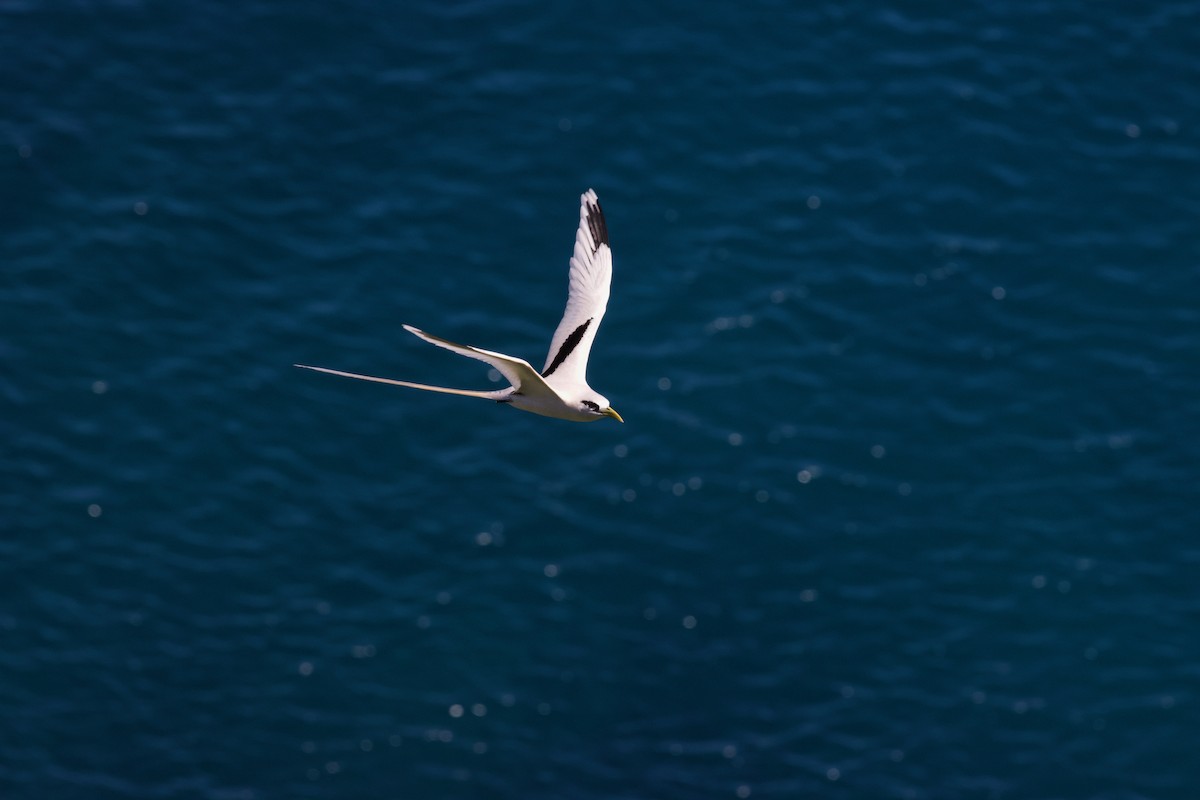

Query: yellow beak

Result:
[602,407,624,423]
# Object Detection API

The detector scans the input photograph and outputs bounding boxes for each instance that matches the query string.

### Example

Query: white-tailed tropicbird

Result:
[296,189,622,423]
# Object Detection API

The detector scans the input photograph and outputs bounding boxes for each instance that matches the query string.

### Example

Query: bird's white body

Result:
[297,190,621,423]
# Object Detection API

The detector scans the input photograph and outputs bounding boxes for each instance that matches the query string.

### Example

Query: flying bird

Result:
[296,189,622,423]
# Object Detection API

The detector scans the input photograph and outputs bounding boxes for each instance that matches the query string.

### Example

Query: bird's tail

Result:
[294,364,504,399]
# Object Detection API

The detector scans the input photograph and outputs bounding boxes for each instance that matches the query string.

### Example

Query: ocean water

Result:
[3,1,1199,798]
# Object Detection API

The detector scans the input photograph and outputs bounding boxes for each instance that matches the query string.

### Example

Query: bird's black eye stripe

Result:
[581,400,600,412]
[586,200,608,255]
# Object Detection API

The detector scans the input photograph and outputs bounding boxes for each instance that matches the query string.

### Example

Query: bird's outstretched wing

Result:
[541,189,612,390]
[295,325,563,402]
[401,324,563,400]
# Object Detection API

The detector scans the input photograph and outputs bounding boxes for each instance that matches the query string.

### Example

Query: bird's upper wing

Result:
[403,324,563,400]
[540,189,612,390]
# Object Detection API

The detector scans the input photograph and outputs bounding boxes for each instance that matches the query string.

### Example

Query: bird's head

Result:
[580,397,623,423]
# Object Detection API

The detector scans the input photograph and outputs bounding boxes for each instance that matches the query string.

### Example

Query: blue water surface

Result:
[3,2,1199,798]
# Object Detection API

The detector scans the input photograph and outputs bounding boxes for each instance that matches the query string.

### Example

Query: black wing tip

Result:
[583,193,609,253]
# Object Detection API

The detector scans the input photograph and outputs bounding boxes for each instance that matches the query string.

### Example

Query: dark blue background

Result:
[4,2,1198,798]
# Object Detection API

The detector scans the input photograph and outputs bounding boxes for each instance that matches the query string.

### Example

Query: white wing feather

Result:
[294,325,564,403]
[540,189,612,390]
[400,325,563,401]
